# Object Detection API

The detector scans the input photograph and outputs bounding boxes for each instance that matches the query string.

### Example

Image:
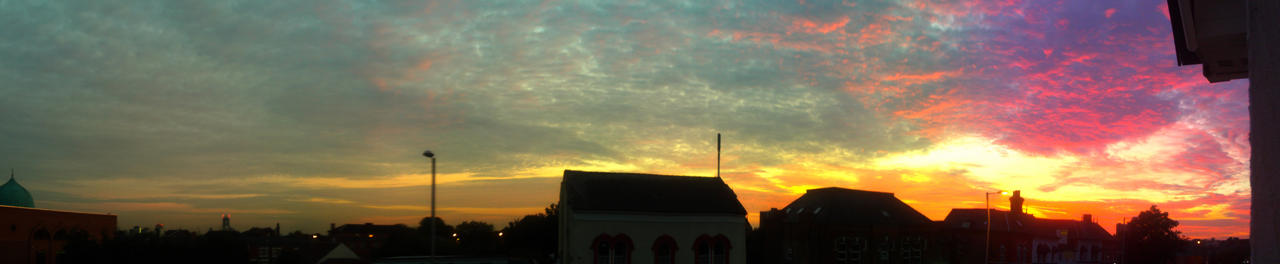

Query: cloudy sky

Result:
[0,0,1250,238]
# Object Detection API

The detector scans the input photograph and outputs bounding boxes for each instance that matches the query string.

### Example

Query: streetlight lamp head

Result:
[423,150,434,158]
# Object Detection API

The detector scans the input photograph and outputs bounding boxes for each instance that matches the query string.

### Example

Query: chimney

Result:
[1083,214,1093,223]
[1009,190,1024,215]
[330,223,336,231]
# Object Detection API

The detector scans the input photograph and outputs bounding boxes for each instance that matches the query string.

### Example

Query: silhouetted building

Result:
[558,170,749,264]
[1175,238,1250,264]
[222,214,233,231]
[244,228,333,264]
[329,223,410,260]
[938,191,1115,264]
[0,172,117,264]
[373,256,532,264]
[757,187,937,264]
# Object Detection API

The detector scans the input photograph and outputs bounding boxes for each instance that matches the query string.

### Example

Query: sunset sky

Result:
[0,0,1251,238]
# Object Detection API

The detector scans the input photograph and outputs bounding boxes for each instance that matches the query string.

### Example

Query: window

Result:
[694,234,731,264]
[878,236,891,261]
[1016,243,1028,263]
[713,242,726,264]
[1036,244,1050,263]
[1079,244,1088,261]
[834,236,865,264]
[1093,245,1102,261]
[592,234,633,264]
[652,235,677,264]
[597,241,612,264]
[900,236,923,264]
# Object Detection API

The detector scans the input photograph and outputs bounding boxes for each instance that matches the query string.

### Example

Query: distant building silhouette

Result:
[937,191,1115,264]
[222,214,233,231]
[757,187,938,264]
[558,170,749,264]
[0,171,117,264]
[1175,237,1250,263]
[328,223,406,260]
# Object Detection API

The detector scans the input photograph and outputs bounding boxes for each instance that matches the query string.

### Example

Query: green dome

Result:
[0,175,34,208]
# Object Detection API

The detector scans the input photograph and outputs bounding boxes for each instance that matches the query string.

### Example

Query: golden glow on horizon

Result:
[871,135,1073,191]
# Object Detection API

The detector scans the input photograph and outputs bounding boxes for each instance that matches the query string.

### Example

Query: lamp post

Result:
[423,150,436,261]
[985,190,1008,264]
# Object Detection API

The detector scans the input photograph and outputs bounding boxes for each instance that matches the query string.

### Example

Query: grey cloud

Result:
[1,0,969,231]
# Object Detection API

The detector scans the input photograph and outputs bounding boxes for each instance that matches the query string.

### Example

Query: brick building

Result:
[0,173,117,264]
[757,187,937,264]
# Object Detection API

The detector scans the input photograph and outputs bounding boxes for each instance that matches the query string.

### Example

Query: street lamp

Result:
[423,150,436,261]
[985,190,1010,264]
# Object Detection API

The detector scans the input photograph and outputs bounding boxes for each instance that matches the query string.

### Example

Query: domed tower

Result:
[0,169,35,208]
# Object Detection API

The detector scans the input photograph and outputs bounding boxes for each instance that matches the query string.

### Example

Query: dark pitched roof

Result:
[942,209,1113,240]
[782,187,932,226]
[331,223,410,234]
[943,209,1030,231]
[561,170,747,215]
[1033,219,1112,241]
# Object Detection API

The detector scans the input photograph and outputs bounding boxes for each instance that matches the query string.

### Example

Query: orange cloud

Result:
[788,16,850,34]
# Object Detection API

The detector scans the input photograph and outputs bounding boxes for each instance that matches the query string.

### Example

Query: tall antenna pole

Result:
[717,133,721,178]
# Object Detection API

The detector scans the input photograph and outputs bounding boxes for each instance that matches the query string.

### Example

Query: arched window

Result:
[693,234,731,264]
[652,235,677,264]
[592,233,633,264]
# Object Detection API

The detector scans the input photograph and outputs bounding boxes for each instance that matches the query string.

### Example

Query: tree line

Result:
[61,203,560,264]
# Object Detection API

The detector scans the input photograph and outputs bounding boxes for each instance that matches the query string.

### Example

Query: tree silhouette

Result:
[1123,205,1187,264]
[456,221,498,256]
[378,224,428,258]
[501,203,559,263]
[418,216,458,254]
